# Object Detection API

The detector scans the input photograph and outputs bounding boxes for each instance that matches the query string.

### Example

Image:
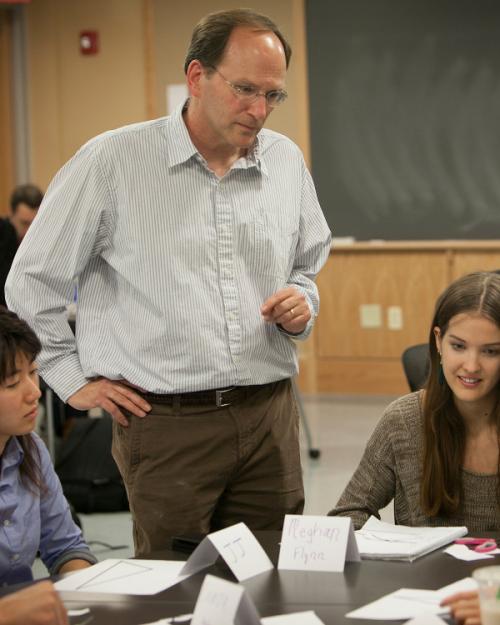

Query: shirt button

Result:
[11,554,19,562]
[3,520,10,526]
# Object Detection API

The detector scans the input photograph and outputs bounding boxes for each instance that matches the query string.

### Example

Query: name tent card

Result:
[191,574,261,625]
[278,515,360,572]
[181,522,274,581]
[191,575,326,625]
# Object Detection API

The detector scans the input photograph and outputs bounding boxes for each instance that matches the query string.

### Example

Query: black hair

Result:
[0,307,44,491]
[10,184,43,214]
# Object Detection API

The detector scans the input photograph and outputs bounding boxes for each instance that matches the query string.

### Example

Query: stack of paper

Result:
[355,517,467,562]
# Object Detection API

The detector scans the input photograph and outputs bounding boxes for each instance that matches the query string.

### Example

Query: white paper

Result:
[355,517,467,561]
[434,577,478,600]
[165,617,192,624]
[183,522,274,582]
[261,611,325,624]
[191,574,261,625]
[67,609,90,616]
[444,544,494,561]
[278,515,360,572]
[190,577,323,625]
[140,616,193,625]
[166,84,188,114]
[403,615,448,625]
[55,558,187,595]
[345,588,447,620]
[346,577,478,621]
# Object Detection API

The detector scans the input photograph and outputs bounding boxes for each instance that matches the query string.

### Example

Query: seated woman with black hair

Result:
[0,307,96,585]
[330,271,500,532]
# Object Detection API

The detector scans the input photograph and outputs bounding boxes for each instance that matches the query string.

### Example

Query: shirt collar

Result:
[164,100,199,167]
[165,99,268,176]
[239,134,268,176]
[1,437,23,473]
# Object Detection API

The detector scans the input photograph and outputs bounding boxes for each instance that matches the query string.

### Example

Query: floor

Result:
[33,393,397,578]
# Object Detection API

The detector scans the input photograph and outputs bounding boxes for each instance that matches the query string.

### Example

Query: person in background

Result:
[329,271,500,532]
[0,581,68,625]
[0,184,43,308]
[0,307,96,585]
[5,8,331,555]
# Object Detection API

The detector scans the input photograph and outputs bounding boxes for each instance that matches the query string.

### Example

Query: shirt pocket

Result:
[237,218,298,279]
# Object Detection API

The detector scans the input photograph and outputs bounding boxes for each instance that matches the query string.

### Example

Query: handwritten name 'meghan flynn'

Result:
[287,519,340,544]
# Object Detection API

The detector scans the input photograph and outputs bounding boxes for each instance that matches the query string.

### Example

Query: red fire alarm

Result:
[79,31,99,55]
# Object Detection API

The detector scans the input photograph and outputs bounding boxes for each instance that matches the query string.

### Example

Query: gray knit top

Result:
[329,391,499,532]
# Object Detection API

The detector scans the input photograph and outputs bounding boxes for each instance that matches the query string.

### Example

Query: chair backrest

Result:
[401,343,430,392]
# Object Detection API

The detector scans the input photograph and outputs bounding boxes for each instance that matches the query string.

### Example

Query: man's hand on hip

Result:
[68,378,151,427]
[261,287,310,334]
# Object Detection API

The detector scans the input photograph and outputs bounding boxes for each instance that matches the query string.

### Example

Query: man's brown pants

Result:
[112,379,304,556]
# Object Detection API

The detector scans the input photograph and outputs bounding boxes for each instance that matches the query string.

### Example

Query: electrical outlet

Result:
[359,304,382,328]
[387,306,403,330]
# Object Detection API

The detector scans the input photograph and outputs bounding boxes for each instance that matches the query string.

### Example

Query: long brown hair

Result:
[0,307,44,492]
[421,271,500,516]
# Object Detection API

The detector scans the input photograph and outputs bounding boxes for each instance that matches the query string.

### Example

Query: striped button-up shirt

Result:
[6,103,331,401]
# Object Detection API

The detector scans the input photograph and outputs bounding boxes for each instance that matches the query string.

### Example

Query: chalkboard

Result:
[306,0,500,240]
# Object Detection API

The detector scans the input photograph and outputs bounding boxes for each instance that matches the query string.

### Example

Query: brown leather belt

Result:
[141,381,278,408]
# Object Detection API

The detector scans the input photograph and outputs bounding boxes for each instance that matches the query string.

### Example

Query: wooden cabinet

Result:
[297,241,500,394]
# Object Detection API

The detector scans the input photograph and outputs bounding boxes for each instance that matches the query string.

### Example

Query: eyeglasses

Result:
[209,67,288,108]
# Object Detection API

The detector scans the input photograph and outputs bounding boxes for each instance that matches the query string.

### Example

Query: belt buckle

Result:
[216,387,234,407]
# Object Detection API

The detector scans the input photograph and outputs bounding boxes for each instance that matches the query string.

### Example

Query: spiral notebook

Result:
[355,516,467,562]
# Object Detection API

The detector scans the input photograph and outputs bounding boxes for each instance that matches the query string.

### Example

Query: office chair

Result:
[401,343,430,392]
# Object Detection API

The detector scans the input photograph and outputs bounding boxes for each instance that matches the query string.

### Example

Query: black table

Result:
[56,531,499,625]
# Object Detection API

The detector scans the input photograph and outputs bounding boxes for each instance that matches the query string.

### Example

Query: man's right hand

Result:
[0,581,68,625]
[68,378,151,427]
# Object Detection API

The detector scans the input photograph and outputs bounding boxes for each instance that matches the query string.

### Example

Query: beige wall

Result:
[25,0,309,190]
[0,10,14,214]
[26,0,147,188]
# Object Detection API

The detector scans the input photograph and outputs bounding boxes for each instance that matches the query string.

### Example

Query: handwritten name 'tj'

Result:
[288,519,340,565]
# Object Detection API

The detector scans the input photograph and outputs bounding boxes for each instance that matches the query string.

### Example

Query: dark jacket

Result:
[0,218,18,308]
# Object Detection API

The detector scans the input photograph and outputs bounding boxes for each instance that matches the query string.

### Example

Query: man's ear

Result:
[186,60,205,98]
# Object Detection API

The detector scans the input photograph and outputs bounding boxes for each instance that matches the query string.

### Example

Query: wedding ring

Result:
[290,308,295,316]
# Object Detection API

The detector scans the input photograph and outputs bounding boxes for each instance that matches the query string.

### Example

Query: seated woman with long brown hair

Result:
[329,271,500,532]
[0,307,96,585]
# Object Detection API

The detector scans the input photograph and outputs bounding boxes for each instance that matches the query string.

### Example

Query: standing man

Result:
[0,183,43,307]
[7,9,331,555]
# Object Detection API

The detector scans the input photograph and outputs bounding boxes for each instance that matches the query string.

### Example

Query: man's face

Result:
[193,27,287,152]
[10,203,38,241]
